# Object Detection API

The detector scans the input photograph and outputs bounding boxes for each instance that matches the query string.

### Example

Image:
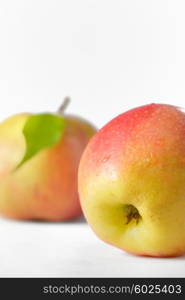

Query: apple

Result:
[78,103,185,257]
[0,98,96,221]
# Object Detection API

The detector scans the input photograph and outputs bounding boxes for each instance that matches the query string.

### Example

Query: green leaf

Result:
[16,113,65,169]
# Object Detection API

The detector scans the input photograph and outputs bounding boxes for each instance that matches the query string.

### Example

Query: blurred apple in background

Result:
[0,98,96,221]
[79,103,185,257]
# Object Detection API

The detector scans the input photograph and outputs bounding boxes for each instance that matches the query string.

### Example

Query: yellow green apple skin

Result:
[0,112,96,221]
[78,103,185,257]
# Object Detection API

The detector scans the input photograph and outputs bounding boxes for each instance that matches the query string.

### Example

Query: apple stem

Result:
[58,97,70,114]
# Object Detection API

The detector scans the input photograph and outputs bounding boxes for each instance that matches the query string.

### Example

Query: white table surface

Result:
[0,217,184,278]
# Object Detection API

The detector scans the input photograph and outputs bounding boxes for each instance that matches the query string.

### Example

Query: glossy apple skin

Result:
[78,104,185,257]
[0,113,96,221]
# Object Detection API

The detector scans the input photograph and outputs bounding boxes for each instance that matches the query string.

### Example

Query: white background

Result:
[0,0,185,277]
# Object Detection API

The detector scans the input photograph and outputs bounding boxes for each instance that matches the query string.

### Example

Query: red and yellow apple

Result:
[0,99,96,221]
[78,103,185,257]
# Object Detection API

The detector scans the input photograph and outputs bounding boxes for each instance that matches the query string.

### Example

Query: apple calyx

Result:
[124,204,141,225]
